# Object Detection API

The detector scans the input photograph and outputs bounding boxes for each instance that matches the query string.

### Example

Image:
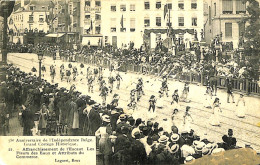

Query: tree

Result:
[242,0,260,57]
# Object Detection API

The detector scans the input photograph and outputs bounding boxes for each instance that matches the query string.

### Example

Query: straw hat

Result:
[170,133,180,142]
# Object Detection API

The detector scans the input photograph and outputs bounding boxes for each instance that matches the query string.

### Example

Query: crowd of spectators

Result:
[7,42,258,82]
[0,64,244,165]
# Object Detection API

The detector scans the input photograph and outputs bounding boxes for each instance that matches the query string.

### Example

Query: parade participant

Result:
[136,79,144,101]
[108,73,116,93]
[60,64,65,81]
[88,76,94,93]
[94,68,98,80]
[72,66,78,81]
[116,72,122,90]
[41,65,46,78]
[204,85,213,108]
[183,106,194,132]
[181,83,190,102]
[66,69,72,83]
[98,66,103,78]
[148,95,156,113]
[100,83,109,106]
[98,76,104,91]
[210,98,222,126]
[50,65,56,83]
[156,90,164,109]
[171,90,180,111]
[227,81,235,103]
[236,93,246,118]
[161,76,169,97]
[128,89,137,110]
[110,94,120,110]
[171,109,179,126]
[86,67,90,79]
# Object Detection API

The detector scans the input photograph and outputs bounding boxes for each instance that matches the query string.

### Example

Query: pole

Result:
[2,9,8,63]
[39,60,42,80]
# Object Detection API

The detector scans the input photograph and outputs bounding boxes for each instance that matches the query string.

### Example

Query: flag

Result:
[120,15,123,28]
[90,20,93,30]
[45,11,49,24]
[164,4,168,20]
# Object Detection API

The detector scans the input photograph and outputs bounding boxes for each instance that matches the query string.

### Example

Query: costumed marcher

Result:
[204,85,213,108]
[227,81,235,103]
[148,95,156,113]
[183,106,194,132]
[171,89,180,111]
[161,76,169,97]
[88,76,94,93]
[181,83,190,102]
[100,83,109,106]
[209,98,222,126]
[110,94,120,110]
[127,89,137,110]
[116,72,122,90]
[236,93,246,118]
[108,73,116,93]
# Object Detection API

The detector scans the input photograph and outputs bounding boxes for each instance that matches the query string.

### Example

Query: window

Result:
[178,17,184,26]
[167,3,172,10]
[145,2,150,10]
[29,15,34,22]
[39,15,44,22]
[156,1,161,9]
[156,17,161,26]
[111,5,116,12]
[222,0,233,14]
[130,18,135,32]
[130,4,135,11]
[120,5,126,11]
[144,17,150,27]
[110,18,116,32]
[239,22,245,36]
[29,6,34,11]
[95,1,101,7]
[178,0,184,10]
[236,0,246,14]
[214,3,216,16]
[191,0,197,9]
[85,15,90,19]
[192,17,197,26]
[95,14,101,20]
[85,1,90,6]
[225,23,232,37]
[95,26,101,34]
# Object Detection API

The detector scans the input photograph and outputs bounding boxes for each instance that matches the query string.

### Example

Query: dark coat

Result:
[88,108,102,135]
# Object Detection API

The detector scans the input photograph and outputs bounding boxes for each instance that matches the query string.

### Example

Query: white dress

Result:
[156,97,164,109]
[236,97,245,118]
[210,103,221,126]
[183,114,193,132]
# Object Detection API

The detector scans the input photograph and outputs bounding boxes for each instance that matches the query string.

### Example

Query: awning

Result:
[45,33,65,38]
[82,36,102,46]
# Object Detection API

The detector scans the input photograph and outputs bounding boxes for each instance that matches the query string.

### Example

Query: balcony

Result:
[28,20,34,23]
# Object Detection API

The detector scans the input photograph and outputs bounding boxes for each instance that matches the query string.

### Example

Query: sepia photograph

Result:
[0,0,260,164]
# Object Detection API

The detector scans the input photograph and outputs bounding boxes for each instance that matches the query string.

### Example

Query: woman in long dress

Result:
[236,94,245,118]
[95,115,113,165]
[156,89,164,109]
[210,98,222,126]
[183,106,194,132]
[38,103,49,135]
[204,86,213,108]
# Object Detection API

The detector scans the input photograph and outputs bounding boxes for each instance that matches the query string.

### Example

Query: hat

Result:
[202,148,211,155]
[205,143,214,150]
[102,115,110,123]
[93,103,100,109]
[158,135,169,143]
[195,142,205,152]
[171,144,180,154]
[170,133,180,142]
[211,148,225,155]
[133,131,141,138]
[111,110,118,115]
[147,121,153,127]
[192,140,200,147]
[119,114,126,120]
[184,156,195,164]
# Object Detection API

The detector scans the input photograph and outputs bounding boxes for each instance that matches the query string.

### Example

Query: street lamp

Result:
[38,50,43,80]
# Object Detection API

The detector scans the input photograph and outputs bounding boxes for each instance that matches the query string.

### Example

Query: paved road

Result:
[7,53,260,152]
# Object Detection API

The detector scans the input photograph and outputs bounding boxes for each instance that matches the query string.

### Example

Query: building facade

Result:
[100,0,204,49]
[204,0,248,48]
[8,0,50,44]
